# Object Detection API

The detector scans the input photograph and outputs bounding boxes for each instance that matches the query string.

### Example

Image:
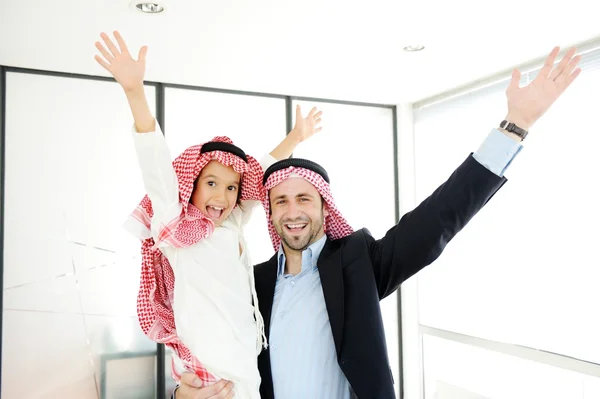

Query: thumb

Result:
[191,377,203,388]
[508,68,521,91]
[181,372,204,388]
[138,45,148,63]
[295,104,302,121]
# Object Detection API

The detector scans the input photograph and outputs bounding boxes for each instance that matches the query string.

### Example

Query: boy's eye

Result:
[207,181,216,187]
[228,186,238,191]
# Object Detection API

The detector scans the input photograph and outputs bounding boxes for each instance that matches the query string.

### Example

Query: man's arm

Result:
[368,153,507,299]
[367,46,582,299]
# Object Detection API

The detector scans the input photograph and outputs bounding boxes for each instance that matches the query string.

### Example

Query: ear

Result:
[323,201,330,218]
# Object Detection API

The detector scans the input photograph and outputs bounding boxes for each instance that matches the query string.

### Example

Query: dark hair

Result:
[236,175,243,205]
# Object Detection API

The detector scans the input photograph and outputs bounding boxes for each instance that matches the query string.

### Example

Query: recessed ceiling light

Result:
[403,45,425,52]
[134,2,165,13]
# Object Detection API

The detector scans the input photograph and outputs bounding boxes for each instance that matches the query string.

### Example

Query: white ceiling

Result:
[1,0,599,104]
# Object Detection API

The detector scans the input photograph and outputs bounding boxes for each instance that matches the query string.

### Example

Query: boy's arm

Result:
[94,30,155,133]
[237,105,323,224]
[96,31,181,240]
[269,105,322,160]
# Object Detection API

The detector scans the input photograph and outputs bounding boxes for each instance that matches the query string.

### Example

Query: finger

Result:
[313,110,323,119]
[315,127,322,132]
[138,45,148,63]
[549,47,576,81]
[95,41,114,62]
[205,379,229,396]
[314,117,322,125]
[215,381,234,398]
[308,106,318,117]
[101,32,121,58]
[556,54,581,83]
[295,104,302,121]
[563,67,582,89]
[181,372,204,388]
[113,30,131,55]
[538,46,560,79]
[507,68,521,91]
[94,55,112,72]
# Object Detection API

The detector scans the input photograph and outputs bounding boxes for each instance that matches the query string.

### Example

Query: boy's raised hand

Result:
[94,31,147,91]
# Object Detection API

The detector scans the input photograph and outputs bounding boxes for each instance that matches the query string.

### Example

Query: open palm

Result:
[291,105,323,142]
[505,47,581,130]
[94,31,148,91]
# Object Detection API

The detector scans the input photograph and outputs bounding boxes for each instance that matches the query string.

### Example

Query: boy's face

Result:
[191,160,241,227]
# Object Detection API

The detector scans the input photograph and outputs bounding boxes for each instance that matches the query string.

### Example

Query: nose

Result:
[285,201,302,219]
[213,188,227,204]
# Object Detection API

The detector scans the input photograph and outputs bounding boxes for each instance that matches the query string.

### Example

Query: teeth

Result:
[286,223,306,229]
[209,206,224,210]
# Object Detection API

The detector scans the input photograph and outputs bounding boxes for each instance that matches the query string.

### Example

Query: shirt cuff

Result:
[472,128,523,177]
[260,153,278,172]
[130,119,164,134]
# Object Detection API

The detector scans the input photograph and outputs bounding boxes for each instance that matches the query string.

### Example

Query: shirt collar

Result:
[277,234,327,277]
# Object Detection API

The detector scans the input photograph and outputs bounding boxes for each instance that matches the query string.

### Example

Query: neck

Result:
[282,231,326,276]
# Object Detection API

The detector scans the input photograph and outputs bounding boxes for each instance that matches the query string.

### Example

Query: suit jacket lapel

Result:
[317,238,344,356]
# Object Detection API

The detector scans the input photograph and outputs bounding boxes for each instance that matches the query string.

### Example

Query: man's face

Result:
[269,177,329,251]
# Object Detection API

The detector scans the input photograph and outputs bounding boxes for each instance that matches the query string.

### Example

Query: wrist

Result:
[504,113,531,131]
[285,130,303,146]
[123,84,146,96]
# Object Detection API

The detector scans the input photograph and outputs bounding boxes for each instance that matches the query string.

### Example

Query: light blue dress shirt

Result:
[268,128,522,399]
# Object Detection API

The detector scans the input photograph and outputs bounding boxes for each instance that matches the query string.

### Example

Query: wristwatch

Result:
[499,120,528,141]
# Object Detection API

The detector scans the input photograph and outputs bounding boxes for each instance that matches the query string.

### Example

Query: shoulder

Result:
[254,253,278,274]
[328,228,374,258]
[337,228,373,245]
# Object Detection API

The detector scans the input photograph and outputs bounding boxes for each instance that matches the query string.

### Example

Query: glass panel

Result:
[423,334,589,399]
[2,72,158,398]
[584,376,600,399]
[1,310,97,398]
[413,59,600,364]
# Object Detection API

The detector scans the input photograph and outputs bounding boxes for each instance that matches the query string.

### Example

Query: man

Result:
[175,46,581,398]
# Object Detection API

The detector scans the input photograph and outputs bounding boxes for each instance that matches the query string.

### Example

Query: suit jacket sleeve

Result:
[367,154,508,300]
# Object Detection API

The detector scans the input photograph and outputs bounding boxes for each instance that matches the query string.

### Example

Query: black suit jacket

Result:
[254,155,507,399]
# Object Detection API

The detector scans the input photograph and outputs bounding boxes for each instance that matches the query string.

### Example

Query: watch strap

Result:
[500,120,528,140]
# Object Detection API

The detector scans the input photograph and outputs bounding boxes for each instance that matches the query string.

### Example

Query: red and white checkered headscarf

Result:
[261,159,354,251]
[127,136,265,384]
